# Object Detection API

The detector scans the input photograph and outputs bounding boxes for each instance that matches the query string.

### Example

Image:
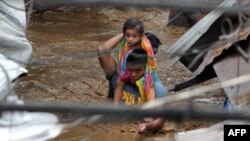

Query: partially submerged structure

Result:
[167,0,250,110]
[167,0,250,140]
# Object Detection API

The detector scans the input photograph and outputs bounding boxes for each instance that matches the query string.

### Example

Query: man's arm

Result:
[139,80,164,134]
[114,77,125,107]
[97,33,123,78]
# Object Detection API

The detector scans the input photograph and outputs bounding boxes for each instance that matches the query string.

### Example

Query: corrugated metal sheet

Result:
[166,0,236,65]
[193,21,250,77]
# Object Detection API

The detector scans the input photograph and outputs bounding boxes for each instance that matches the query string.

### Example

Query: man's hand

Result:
[138,118,165,134]
[138,123,148,134]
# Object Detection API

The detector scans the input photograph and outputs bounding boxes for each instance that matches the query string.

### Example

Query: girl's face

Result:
[125,28,142,46]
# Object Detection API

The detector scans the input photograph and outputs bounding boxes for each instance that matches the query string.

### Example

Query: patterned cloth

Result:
[117,35,158,101]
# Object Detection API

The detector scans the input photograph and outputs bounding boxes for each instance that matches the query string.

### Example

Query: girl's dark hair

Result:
[123,18,144,34]
[145,32,162,54]
[126,48,148,66]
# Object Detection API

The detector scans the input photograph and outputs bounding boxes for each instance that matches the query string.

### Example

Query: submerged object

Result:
[167,0,250,110]
[0,1,63,140]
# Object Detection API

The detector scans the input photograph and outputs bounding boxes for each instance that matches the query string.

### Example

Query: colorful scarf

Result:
[117,35,158,101]
[136,72,159,103]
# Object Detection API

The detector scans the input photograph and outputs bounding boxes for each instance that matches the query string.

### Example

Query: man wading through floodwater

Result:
[97,18,168,134]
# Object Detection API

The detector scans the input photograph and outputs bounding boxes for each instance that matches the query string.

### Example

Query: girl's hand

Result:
[114,77,125,107]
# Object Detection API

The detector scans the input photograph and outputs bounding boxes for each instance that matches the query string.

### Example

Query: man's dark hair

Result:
[126,48,148,67]
[145,32,162,54]
[123,18,144,35]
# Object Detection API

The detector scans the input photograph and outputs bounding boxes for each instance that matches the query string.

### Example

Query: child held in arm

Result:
[114,18,158,106]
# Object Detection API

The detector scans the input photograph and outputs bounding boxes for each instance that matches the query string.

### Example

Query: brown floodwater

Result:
[15,7,224,141]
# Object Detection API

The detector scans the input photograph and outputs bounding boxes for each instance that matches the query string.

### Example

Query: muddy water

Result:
[15,7,224,141]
